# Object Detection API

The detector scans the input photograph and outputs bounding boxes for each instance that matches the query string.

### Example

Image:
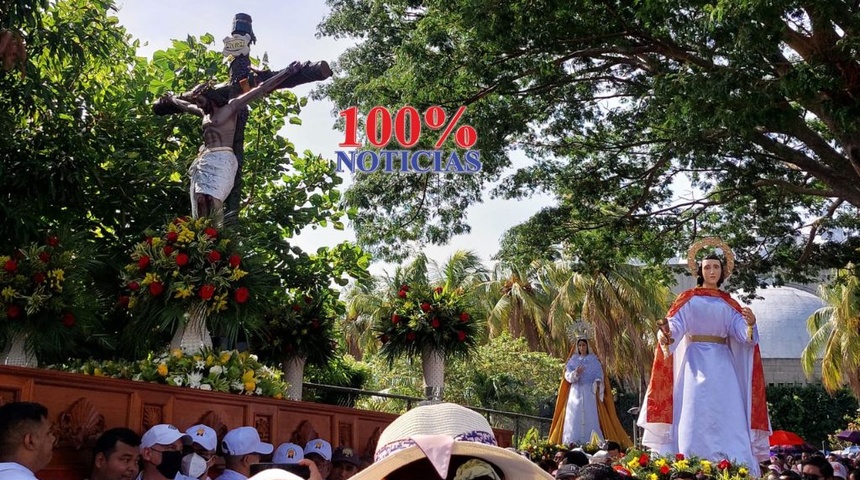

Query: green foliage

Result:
[319,0,860,293]
[304,355,371,407]
[767,384,857,448]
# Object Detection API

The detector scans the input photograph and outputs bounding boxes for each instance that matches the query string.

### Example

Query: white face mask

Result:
[180,453,209,479]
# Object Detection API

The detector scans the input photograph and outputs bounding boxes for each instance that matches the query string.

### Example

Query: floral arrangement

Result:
[0,234,98,357]
[119,217,271,339]
[255,288,339,366]
[618,448,752,480]
[57,347,289,398]
[372,283,480,362]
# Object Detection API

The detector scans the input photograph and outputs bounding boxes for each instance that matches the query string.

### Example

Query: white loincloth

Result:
[188,147,237,216]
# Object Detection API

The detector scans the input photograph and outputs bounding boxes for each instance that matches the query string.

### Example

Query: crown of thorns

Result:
[686,237,734,280]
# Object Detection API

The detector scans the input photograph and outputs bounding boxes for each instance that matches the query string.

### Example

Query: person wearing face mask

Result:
[137,424,193,480]
[177,425,219,480]
[215,427,273,480]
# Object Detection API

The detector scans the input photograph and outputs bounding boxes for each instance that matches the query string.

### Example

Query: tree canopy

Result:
[319,0,860,290]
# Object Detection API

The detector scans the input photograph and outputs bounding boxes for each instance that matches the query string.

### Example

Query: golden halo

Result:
[686,237,734,280]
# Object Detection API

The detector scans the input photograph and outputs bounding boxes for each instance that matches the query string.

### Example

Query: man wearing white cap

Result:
[303,439,332,480]
[215,427,273,480]
[137,424,193,480]
[177,425,218,480]
[272,443,304,465]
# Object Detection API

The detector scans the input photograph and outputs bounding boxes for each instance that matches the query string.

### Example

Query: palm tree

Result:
[478,261,550,351]
[802,265,860,396]
[539,260,672,385]
[342,250,488,358]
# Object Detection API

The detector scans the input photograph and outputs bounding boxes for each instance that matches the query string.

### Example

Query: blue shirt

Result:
[214,469,247,480]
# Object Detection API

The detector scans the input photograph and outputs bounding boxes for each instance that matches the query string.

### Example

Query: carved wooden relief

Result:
[289,419,318,446]
[254,415,271,442]
[142,404,163,430]
[0,389,16,405]
[197,410,227,440]
[56,398,105,449]
[337,421,352,447]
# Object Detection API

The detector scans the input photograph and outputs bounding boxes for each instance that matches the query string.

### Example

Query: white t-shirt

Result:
[0,462,38,480]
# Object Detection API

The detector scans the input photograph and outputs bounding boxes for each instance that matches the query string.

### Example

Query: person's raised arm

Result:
[167,95,205,117]
[224,61,302,113]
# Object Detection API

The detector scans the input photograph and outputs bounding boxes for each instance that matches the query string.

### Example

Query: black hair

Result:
[602,441,621,453]
[672,472,698,480]
[92,427,141,464]
[576,339,590,355]
[0,402,49,459]
[577,463,621,480]
[563,450,590,467]
[780,471,802,480]
[802,455,834,478]
[696,253,726,287]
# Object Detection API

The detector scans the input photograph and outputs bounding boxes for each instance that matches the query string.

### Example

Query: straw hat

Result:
[353,403,553,479]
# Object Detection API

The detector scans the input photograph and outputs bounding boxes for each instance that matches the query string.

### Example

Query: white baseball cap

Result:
[304,439,332,462]
[140,424,192,450]
[273,442,304,464]
[186,424,217,451]
[222,427,273,456]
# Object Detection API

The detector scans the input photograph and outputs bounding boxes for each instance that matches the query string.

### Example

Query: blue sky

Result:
[115,1,554,274]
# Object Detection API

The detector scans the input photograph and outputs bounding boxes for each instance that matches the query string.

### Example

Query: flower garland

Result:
[119,217,272,340]
[57,347,289,399]
[372,283,480,362]
[0,234,98,359]
[619,449,751,480]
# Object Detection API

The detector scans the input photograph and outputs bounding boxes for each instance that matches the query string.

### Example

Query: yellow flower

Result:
[124,264,137,273]
[675,459,689,470]
[48,268,65,291]
[0,256,8,264]
[142,272,160,286]
[128,297,137,309]
[177,227,195,243]
[739,468,749,477]
[655,459,667,468]
[230,268,248,281]
[242,369,255,382]
[244,381,256,392]
[273,393,283,400]
[93,368,104,377]
[206,354,214,366]
[220,351,232,363]
[193,354,202,361]
[212,293,228,312]
[150,237,162,247]
[171,349,183,359]
[701,461,712,474]
[627,459,640,470]
[157,363,168,376]
[174,286,193,299]
[1,286,17,301]
[648,474,658,480]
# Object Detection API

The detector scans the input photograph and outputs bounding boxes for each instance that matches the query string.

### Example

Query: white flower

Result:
[199,384,212,391]
[249,354,258,361]
[230,380,243,392]
[210,365,223,376]
[172,376,184,386]
[255,387,262,395]
[187,372,203,388]
[195,360,206,370]
[132,373,143,382]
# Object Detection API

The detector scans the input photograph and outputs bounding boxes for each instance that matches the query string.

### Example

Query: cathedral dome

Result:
[741,286,826,359]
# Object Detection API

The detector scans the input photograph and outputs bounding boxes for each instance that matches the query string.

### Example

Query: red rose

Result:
[163,246,174,256]
[144,236,153,245]
[118,295,130,307]
[397,290,407,299]
[38,251,50,263]
[459,312,470,322]
[199,284,215,300]
[166,231,178,243]
[206,251,221,263]
[638,454,649,467]
[62,312,76,328]
[380,334,389,344]
[457,330,467,342]
[431,317,441,328]
[128,281,140,291]
[4,259,17,273]
[229,254,241,268]
[33,272,46,284]
[175,252,189,267]
[660,465,670,475]
[718,460,730,471]
[6,305,21,319]
[311,319,320,329]
[138,256,150,270]
[434,286,443,294]
[291,304,301,312]
[406,331,416,342]
[234,287,249,304]
[148,282,164,296]
[400,284,409,292]
[420,302,431,312]
[675,453,685,460]
[304,295,313,304]
[46,235,59,247]
[392,313,401,324]
[204,227,218,239]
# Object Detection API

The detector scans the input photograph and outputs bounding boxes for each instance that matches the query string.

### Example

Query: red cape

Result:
[643,288,769,431]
